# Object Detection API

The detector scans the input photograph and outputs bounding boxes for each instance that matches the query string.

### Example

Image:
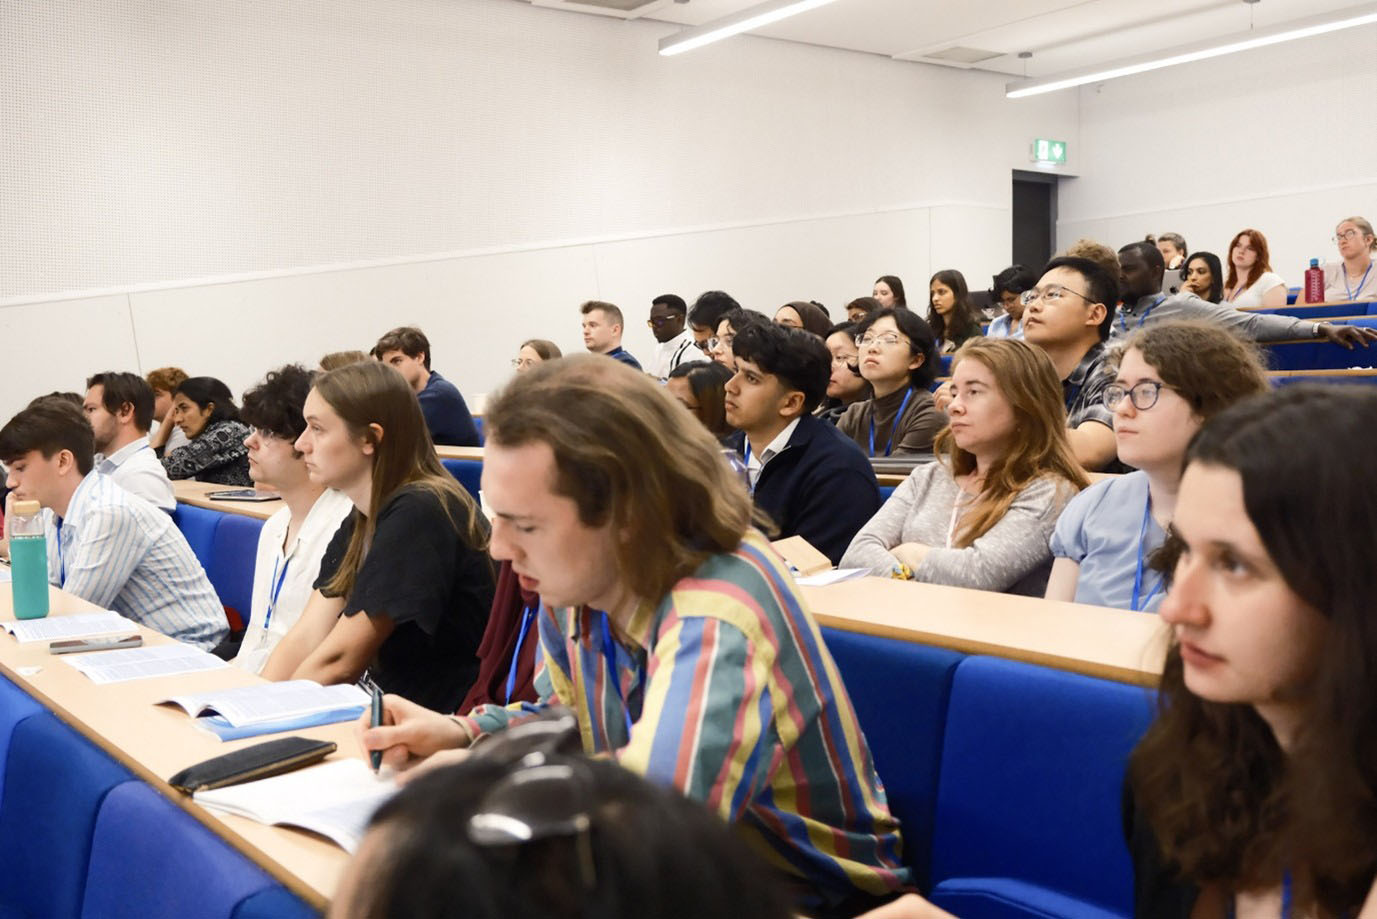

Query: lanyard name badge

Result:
[869,388,915,458]
[1118,295,1166,335]
[505,604,539,704]
[1131,495,1165,612]
[262,556,291,631]
[1346,263,1372,302]
[599,612,642,738]
[54,517,66,587]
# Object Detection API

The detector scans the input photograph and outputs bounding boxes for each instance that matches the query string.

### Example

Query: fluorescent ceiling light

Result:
[658,0,842,56]
[1006,3,1377,98]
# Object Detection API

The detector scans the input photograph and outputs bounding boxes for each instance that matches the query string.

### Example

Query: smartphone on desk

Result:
[49,635,143,655]
[206,489,279,502]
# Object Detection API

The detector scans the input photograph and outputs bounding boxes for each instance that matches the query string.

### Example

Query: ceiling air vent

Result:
[924,46,1004,65]
[528,0,666,18]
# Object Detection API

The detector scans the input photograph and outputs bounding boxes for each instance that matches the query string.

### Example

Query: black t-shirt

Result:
[315,485,495,712]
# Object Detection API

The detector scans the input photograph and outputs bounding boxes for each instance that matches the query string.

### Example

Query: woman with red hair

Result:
[1221,228,1287,308]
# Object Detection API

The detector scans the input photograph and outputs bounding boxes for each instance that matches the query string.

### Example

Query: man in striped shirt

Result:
[364,355,913,917]
[0,400,227,650]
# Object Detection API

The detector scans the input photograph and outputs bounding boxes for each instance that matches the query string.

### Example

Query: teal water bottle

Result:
[8,500,50,619]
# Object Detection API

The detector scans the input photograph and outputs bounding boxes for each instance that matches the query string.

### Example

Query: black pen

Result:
[369,683,383,773]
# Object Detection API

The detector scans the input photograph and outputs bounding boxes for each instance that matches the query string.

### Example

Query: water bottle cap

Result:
[11,500,41,516]
[1310,258,1320,266]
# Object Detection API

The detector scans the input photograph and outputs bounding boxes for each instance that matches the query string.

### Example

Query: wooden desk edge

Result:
[0,652,332,911]
[811,611,1162,689]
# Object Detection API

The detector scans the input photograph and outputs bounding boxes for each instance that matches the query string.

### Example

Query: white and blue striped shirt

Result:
[45,473,227,650]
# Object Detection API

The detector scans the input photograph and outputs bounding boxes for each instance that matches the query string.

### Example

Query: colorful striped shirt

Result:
[462,528,912,911]
[45,472,228,650]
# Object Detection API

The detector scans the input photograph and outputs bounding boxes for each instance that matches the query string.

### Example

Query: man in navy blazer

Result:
[725,322,881,565]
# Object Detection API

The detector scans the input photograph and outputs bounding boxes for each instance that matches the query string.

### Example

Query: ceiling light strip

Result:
[658,0,842,56]
[1006,4,1377,98]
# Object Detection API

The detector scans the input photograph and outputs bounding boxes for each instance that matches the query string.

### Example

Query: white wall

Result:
[0,0,1077,423]
[1058,22,1377,284]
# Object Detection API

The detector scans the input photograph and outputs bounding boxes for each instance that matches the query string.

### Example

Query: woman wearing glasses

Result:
[836,308,943,456]
[511,339,561,374]
[1324,216,1377,302]
[842,338,1088,596]
[1046,322,1268,612]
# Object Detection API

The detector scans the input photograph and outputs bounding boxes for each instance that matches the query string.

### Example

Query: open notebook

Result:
[159,681,369,741]
[193,758,397,852]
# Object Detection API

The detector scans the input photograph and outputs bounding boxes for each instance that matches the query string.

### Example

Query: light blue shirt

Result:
[46,473,227,649]
[986,313,1024,340]
[1049,470,1166,612]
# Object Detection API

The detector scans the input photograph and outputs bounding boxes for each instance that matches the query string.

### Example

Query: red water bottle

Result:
[1305,258,1324,303]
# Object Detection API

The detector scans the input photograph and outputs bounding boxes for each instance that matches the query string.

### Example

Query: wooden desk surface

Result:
[434,445,485,461]
[802,577,1168,688]
[0,582,351,908]
[1268,368,1377,377]
[173,480,284,521]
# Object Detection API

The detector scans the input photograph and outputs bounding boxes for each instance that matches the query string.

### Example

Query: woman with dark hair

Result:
[666,361,736,444]
[873,276,906,309]
[331,717,794,919]
[816,321,870,425]
[841,338,1088,595]
[262,361,495,712]
[847,296,882,323]
[160,376,252,485]
[1047,322,1268,612]
[928,269,982,353]
[1127,384,1377,918]
[837,308,942,456]
[1180,251,1225,303]
[987,265,1038,340]
[774,301,832,338]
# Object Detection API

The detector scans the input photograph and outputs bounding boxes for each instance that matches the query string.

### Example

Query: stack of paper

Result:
[4,611,138,643]
[194,758,397,852]
[61,644,229,684]
[160,681,370,741]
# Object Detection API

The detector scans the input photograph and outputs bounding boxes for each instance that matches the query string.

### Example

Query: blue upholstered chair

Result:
[208,512,265,632]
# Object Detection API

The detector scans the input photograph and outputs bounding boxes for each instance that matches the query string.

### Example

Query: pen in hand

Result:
[369,684,383,773]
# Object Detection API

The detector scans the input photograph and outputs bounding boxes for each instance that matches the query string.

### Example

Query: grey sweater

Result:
[840,461,1077,596]
[1113,292,1311,342]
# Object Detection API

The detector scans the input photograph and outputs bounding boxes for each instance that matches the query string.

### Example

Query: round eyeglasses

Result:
[1103,380,1166,411]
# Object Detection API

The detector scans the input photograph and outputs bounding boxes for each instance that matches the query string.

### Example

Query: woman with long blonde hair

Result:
[262,361,494,712]
[841,338,1088,595]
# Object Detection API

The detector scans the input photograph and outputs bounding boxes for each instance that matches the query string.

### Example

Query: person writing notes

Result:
[360,355,914,918]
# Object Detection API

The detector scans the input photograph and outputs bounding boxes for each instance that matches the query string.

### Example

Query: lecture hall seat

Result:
[0,713,133,919]
[172,503,223,573]
[0,677,43,805]
[441,457,483,500]
[926,657,1156,919]
[208,512,265,632]
[820,628,964,892]
[81,782,277,919]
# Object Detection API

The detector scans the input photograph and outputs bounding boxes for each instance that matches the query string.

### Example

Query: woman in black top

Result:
[1126,386,1377,918]
[160,376,252,485]
[927,269,982,354]
[262,361,495,713]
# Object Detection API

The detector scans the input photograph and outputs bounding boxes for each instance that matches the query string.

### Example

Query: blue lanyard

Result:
[868,387,915,457]
[505,604,538,704]
[262,556,291,630]
[1119,295,1166,334]
[1345,263,1372,301]
[599,612,640,737]
[1131,494,1164,612]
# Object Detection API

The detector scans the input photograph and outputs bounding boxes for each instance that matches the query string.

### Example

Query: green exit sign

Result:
[1032,138,1067,164]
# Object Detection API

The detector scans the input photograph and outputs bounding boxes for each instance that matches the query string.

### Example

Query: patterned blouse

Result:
[160,419,252,486]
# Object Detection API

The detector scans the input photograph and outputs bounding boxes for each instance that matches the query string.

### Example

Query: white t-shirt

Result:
[232,488,354,675]
[649,329,698,381]
[1224,271,1286,309]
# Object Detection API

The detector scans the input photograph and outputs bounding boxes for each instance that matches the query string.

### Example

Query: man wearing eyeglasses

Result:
[1021,256,1122,471]
[1116,241,1377,348]
[645,294,695,381]
[362,355,915,918]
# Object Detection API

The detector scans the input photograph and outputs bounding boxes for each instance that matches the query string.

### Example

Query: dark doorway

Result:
[1012,170,1058,270]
